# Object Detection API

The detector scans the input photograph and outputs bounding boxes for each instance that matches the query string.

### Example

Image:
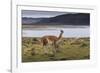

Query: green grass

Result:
[22,37,90,62]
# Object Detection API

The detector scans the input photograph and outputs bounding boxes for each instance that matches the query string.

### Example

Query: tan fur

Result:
[41,30,64,47]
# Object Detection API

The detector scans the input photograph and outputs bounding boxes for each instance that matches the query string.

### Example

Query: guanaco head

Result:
[60,30,64,33]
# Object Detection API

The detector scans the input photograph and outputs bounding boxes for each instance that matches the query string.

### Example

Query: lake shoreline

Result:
[22,24,90,30]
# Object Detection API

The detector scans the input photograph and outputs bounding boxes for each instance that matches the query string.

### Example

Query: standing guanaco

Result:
[41,30,64,53]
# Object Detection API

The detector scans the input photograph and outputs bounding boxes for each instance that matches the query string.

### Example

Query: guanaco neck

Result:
[57,31,63,40]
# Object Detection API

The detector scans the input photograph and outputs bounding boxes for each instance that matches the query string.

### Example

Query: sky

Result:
[22,10,75,18]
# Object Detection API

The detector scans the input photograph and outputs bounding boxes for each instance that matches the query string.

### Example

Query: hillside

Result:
[22,13,90,25]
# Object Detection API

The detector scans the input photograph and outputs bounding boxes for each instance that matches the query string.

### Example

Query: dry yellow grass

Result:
[22,37,90,62]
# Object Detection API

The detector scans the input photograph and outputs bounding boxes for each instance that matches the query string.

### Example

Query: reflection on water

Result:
[22,27,90,38]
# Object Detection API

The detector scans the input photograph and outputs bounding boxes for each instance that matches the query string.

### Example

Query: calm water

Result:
[22,27,90,38]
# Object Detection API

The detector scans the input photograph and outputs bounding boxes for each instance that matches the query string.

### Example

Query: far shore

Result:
[22,24,89,30]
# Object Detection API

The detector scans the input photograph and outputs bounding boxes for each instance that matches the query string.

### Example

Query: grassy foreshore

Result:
[22,37,90,62]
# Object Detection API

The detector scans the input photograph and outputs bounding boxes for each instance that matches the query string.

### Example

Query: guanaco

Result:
[41,30,64,53]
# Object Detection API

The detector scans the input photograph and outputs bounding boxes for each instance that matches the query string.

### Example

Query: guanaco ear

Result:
[61,30,64,33]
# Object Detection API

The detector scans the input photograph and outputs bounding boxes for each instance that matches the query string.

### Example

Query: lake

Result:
[22,27,90,38]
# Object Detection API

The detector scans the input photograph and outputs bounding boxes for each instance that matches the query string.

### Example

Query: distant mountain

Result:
[22,13,90,25]
[22,17,47,24]
[37,13,90,25]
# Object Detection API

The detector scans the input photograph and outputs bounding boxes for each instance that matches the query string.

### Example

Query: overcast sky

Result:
[22,10,75,18]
